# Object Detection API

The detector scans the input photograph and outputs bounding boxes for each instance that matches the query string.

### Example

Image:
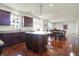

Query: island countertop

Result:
[0,30,52,35]
[25,31,52,35]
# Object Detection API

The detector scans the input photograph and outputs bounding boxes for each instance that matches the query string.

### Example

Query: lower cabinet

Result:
[0,32,26,46]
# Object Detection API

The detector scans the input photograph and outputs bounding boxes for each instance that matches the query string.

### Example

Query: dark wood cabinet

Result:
[25,33,49,52]
[3,10,10,25]
[24,16,33,27]
[0,10,3,25]
[0,32,26,46]
[0,9,10,25]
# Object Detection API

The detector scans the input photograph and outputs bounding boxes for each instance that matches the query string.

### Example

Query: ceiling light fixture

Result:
[60,11,64,14]
[50,3,54,7]
[39,3,43,18]
[32,11,34,14]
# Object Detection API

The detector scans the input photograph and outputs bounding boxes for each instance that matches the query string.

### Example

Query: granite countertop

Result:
[25,31,52,34]
[0,30,24,33]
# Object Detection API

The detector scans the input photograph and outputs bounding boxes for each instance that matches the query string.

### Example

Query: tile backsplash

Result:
[0,26,16,31]
[0,25,33,32]
[21,27,33,31]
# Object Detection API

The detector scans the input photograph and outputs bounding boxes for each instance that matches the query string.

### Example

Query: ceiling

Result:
[1,3,79,21]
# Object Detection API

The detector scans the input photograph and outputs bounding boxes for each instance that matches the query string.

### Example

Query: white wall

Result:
[76,20,79,35]
[33,18,43,31]
[54,21,77,35]
[43,19,55,31]
[42,19,79,35]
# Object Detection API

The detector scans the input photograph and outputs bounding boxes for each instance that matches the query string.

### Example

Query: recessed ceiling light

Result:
[50,4,54,7]
[60,11,64,14]
[16,8,20,11]
[32,11,35,13]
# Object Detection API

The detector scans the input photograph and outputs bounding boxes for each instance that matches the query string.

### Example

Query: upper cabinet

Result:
[0,9,10,25]
[24,16,33,27]
[0,10,3,25]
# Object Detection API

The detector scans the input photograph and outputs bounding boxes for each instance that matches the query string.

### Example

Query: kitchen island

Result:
[25,31,52,52]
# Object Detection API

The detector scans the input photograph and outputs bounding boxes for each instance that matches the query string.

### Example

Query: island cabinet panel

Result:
[0,32,26,46]
[25,33,49,52]
[0,9,10,25]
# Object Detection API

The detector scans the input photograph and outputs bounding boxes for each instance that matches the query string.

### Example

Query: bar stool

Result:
[58,33,63,40]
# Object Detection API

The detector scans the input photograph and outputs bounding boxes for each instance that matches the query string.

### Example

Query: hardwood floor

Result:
[1,35,79,56]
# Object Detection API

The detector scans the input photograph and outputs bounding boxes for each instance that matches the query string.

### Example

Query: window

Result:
[48,22,52,30]
[10,14,22,29]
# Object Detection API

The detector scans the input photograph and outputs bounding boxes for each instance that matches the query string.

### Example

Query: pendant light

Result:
[39,3,43,18]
